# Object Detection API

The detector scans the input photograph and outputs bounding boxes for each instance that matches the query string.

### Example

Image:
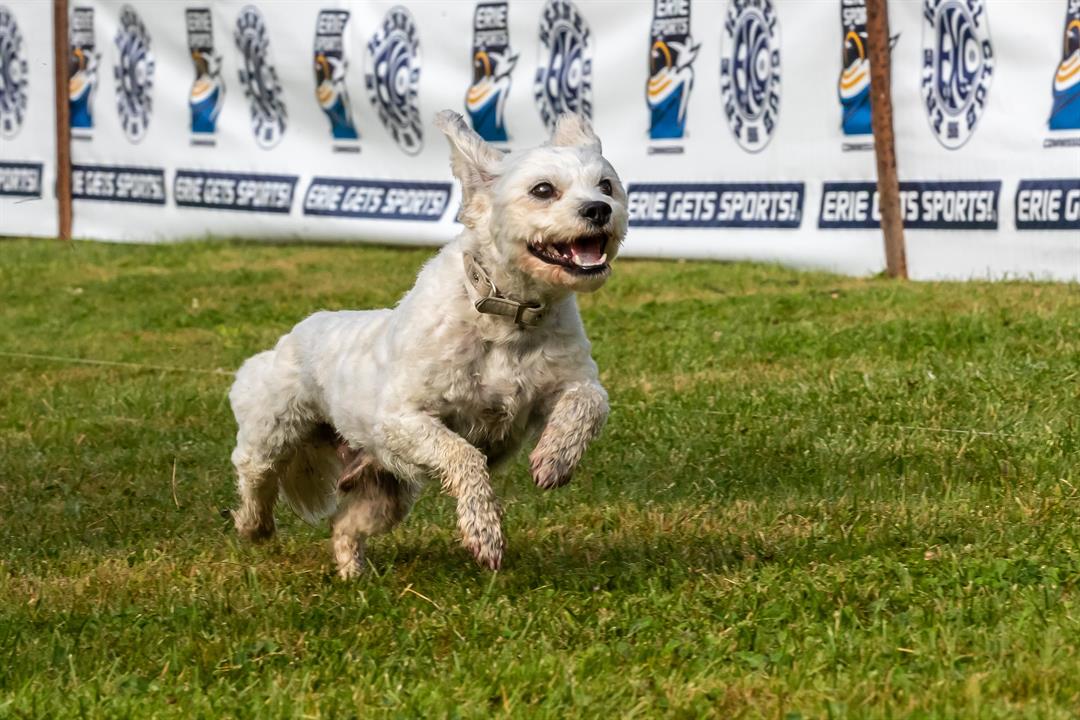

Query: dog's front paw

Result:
[337,556,366,580]
[529,446,574,490]
[463,526,505,571]
[234,510,276,543]
[337,561,364,580]
[333,532,366,580]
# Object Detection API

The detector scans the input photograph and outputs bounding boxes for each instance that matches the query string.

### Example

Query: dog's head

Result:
[436,110,627,294]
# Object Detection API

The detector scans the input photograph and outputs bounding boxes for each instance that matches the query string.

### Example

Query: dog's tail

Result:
[279,440,340,524]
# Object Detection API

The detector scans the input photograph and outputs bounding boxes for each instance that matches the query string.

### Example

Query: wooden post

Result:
[866,0,907,279]
[52,0,72,240]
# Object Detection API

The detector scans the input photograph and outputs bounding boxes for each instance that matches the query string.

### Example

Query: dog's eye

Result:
[530,182,556,200]
[598,179,613,196]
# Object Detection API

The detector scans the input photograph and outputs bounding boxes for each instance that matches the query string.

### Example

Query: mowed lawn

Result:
[0,238,1078,718]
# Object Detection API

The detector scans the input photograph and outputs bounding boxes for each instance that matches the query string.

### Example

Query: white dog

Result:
[228,110,627,577]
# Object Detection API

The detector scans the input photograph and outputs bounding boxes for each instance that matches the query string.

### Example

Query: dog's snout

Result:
[579,201,612,227]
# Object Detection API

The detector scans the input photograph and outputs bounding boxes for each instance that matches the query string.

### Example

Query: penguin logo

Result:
[186,8,224,138]
[467,2,517,142]
[1049,1,1080,131]
[646,0,699,141]
[314,9,359,143]
[68,6,99,133]
[839,0,871,136]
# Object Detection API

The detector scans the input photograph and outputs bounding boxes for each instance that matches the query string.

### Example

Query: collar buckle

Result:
[463,252,546,328]
[514,301,536,325]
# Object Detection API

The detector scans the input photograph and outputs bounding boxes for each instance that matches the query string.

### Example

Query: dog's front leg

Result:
[379,414,504,570]
[530,381,609,490]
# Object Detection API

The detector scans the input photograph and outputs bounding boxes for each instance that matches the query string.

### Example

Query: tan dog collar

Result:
[463,252,547,327]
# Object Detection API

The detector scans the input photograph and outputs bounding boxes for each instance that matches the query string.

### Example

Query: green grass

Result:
[1,238,1078,718]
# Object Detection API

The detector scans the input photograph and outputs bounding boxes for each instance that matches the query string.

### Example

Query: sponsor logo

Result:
[1015,179,1080,230]
[0,161,41,197]
[838,1,898,151]
[819,180,1000,229]
[314,9,359,145]
[534,0,593,131]
[69,6,99,135]
[467,2,517,142]
[920,0,994,150]
[647,0,699,142]
[113,5,155,143]
[303,178,452,220]
[1049,0,1080,132]
[839,0,871,136]
[720,0,781,153]
[627,182,803,228]
[186,8,224,142]
[175,169,297,213]
[0,6,28,139]
[72,163,166,204]
[235,5,287,149]
[365,6,422,155]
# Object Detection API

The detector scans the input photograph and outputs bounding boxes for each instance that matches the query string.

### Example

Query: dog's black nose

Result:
[579,200,612,226]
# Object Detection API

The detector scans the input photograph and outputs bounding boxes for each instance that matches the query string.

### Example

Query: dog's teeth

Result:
[570,250,607,268]
[572,254,606,268]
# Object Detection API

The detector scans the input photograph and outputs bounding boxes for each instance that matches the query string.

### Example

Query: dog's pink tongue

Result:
[570,237,605,266]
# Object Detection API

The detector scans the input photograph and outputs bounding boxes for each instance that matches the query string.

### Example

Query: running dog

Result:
[228,110,627,577]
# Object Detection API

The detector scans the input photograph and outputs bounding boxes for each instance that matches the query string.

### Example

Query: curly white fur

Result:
[228,110,627,577]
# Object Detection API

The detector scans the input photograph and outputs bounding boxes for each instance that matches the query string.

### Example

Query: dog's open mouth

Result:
[527,234,610,275]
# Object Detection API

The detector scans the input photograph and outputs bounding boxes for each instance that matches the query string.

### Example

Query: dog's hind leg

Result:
[229,347,313,542]
[330,452,414,578]
[232,449,285,542]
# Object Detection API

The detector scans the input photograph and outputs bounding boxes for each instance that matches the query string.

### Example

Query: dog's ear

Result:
[435,110,503,227]
[550,113,601,153]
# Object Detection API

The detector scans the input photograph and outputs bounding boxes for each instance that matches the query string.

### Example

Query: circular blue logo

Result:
[0,5,29,140]
[534,0,593,131]
[235,5,287,149]
[113,5,154,143]
[720,0,781,153]
[0,5,28,140]
[921,0,994,149]
[365,6,422,155]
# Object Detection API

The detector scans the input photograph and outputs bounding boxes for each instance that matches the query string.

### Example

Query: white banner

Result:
[3,0,1078,280]
[0,1,58,238]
